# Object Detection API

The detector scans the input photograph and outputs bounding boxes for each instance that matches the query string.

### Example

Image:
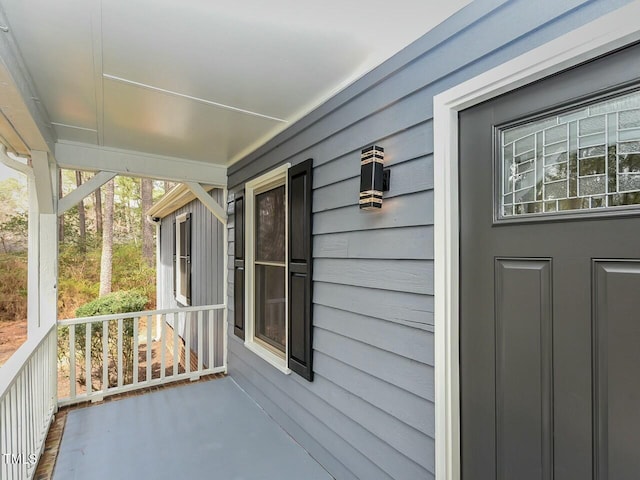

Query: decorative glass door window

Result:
[498,88,640,219]
[254,185,286,354]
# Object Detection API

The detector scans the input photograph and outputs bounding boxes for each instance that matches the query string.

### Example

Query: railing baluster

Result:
[198,310,203,372]
[117,318,123,388]
[173,312,179,376]
[146,315,152,382]
[185,311,191,374]
[26,362,33,459]
[160,314,166,380]
[0,327,60,477]
[16,376,23,477]
[209,310,215,371]
[1,396,6,480]
[69,326,76,399]
[10,385,17,479]
[51,305,225,407]
[86,323,92,396]
[102,320,109,392]
[133,316,139,385]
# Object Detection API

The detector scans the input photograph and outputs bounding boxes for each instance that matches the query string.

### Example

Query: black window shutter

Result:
[185,213,192,305]
[288,159,313,381]
[233,192,245,339]
[172,220,177,298]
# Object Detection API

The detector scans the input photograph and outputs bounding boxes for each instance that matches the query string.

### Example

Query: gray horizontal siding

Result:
[314,226,434,260]
[230,340,434,480]
[313,305,433,364]
[313,191,434,235]
[225,1,631,479]
[157,189,225,368]
[314,351,435,437]
[314,282,434,328]
[313,259,433,295]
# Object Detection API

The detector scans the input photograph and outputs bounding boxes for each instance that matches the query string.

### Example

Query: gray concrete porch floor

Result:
[53,377,333,480]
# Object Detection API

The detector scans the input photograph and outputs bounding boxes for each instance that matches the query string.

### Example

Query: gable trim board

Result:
[432,4,640,480]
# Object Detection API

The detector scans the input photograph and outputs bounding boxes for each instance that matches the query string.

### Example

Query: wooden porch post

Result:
[27,151,58,334]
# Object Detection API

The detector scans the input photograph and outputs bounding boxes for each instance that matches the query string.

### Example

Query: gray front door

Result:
[459,42,640,480]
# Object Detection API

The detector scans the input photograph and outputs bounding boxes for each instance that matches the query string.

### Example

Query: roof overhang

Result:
[147,183,216,219]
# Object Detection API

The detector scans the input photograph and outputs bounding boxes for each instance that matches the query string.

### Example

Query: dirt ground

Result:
[0,318,27,366]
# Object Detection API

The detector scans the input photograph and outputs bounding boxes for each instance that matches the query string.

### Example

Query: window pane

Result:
[255,264,285,353]
[179,220,186,256]
[255,186,285,263]
[498,89,640,219]
[179,258,188,297]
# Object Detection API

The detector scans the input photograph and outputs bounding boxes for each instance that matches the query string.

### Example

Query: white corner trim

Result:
[433,4,640,480]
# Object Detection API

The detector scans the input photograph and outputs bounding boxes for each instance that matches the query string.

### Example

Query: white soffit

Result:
[1,0,470,165]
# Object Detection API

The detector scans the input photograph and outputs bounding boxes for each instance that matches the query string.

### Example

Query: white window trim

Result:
[433,5,640,480]
[175,212,190,306]
[244,163,291,374]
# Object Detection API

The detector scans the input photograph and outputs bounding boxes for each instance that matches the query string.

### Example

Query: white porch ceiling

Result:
[0,0,469,166]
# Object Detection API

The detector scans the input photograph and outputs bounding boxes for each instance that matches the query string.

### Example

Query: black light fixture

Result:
[359,145,390,210]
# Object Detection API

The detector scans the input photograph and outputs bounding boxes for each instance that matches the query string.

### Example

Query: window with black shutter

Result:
[233,192,245,339]
[175,212,191,306]
[233,160,313,380]
[287,160,313,380]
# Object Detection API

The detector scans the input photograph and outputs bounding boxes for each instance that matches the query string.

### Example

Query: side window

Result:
[234,159,314,381]
[175,212,191,305]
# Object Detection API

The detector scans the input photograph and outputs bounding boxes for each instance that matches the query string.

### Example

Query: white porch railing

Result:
[0,324,57,480]
[57,304,226,406]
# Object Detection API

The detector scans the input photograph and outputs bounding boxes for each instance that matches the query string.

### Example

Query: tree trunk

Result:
[99,179,115,297]
[141,178,154,266]
[58,169,64,243]
[76,171,86,251]
[94,181,103,236]
[164,181,171,194]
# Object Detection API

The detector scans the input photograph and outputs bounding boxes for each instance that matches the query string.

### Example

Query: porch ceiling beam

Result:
[0,6,55,153]
[31,150,54,214]
[58,171,117,216]
[55,141,227,186]
[0,144,30,176]
[185,181,227,225]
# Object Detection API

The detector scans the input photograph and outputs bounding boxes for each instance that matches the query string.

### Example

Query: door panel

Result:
[495,259,553,480]
[594,261,640,480]
[459,41,640,480]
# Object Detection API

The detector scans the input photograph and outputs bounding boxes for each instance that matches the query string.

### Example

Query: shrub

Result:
[75,290,147,317]
[59,290,148,389]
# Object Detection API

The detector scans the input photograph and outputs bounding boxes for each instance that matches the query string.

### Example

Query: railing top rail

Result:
[0,323,56,398]
[58,303,225,326]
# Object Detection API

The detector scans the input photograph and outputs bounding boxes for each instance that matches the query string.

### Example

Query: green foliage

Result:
[0,213,28,236]
[0,213,28,252]
[75,290,148,317]
[0,251,27,321]
[0,177,27,221]
[58,241,155,319]
[112,243,156,301]
[59,290,148,388]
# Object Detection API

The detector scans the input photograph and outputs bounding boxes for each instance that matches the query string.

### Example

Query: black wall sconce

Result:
[359,145,390,210]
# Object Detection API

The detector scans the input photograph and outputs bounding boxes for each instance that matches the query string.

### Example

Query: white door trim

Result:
[433,4,640,479]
